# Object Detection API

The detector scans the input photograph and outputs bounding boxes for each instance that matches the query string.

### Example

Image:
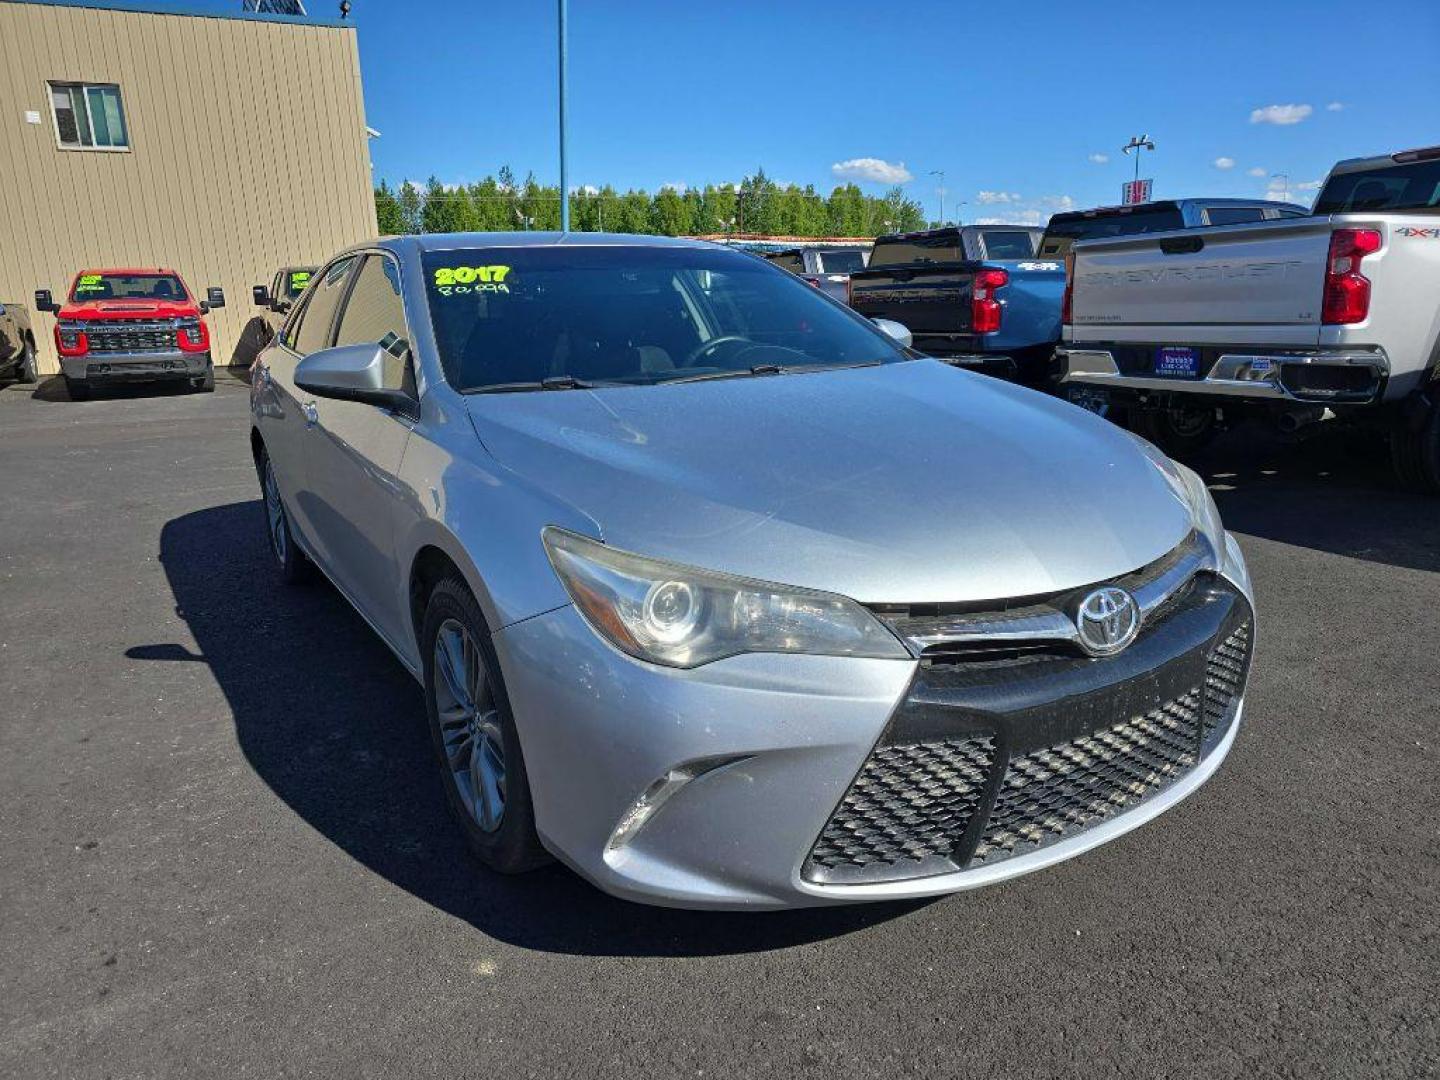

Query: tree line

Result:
[373,167,929,238]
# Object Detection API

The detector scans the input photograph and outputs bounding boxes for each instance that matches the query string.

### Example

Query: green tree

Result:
[397,181,423,235]
[421,177,473,234]
[650,186,692,236]
[374,180,405,235]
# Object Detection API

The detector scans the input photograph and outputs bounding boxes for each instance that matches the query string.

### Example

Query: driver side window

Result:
[287,256,357,354]
[333,255,415,394]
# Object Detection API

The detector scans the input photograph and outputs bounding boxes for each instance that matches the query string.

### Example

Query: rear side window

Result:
[816,250,865,274]
[1206,207,1267,226]
[334,255,413,392]
[766,253,804,273]
[288,256,357,353]
[979,230,1038,259]
[1312,160,1440,214]
[1037,206,1187,257]
[868,234,963,267]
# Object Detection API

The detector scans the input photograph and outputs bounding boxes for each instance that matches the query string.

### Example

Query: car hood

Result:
[464,360,1193,605]
[60,299,199,320]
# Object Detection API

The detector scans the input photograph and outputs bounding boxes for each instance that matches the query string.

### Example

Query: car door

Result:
[298,252,418,651]
[255,254,360,556]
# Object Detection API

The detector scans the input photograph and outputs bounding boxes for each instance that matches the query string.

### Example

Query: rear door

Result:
[300,253,418,650]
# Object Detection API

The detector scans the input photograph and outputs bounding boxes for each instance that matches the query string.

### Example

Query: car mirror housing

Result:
[872,318,913,349]
[206,286,227,310]
[252,284,271,308]
[295,343,416,416]
[34,288,58,314]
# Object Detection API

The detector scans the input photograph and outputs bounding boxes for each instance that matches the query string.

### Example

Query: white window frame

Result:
[47,80,131,152]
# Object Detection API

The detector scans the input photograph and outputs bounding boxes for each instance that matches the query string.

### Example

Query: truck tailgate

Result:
[1071,218,1333,346]
[848,265,973,337]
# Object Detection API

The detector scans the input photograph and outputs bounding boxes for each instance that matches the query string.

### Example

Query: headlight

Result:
[542,528,910,669]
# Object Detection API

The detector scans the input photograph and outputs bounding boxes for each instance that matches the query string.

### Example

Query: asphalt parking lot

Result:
[1,375,1437,1079]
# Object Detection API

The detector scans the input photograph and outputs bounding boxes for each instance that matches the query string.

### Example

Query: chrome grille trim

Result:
[877,532,1212,657]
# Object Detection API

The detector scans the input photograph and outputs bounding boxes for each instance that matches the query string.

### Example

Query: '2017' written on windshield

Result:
[432,265,512,297]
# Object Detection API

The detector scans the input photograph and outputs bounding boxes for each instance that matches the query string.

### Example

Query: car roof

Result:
[398,231,716,254]
[77,267,183,276]
[1329,145,1440,175]
[1048,198,1306,221]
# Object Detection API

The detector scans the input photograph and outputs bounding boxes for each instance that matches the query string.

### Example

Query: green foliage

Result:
[375,167,930,238]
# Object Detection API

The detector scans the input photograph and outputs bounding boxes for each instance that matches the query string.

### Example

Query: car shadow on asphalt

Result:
[139,500,927,956]
[29,370,251,402]
[1189,424,1440,575]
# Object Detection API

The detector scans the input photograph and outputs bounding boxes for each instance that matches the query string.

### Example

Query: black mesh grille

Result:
[806,737,995,882]
[804,617,1252,885]
[970,691,1201,865]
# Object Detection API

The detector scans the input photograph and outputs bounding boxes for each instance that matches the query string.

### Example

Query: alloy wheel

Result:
[432,618,506,833]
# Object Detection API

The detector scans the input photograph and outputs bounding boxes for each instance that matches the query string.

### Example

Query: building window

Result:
[49,82,129,150]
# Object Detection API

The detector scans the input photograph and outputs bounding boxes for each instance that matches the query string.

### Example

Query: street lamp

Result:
[929,169,945,225]
[1122,134,1155,182]
[1271,173,1290,202]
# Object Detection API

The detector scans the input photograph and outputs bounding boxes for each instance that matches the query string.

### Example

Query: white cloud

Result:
[972,193,1074,227]
[1247,166,1266,178]
[659,181,688,193]
[1250,103,1313,125]
[1038,194,1076,211]
[830,157,913,184]
[976,190,1023,204]
[1088,153,1110,165]
[572,184,600,196]
[1296,179,1323,191]
[1326,101,1345,112]
[975,213,1044,226]
[1214,156,1236,170]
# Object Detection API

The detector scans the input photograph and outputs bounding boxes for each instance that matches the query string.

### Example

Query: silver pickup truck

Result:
[1059,145,1440,491]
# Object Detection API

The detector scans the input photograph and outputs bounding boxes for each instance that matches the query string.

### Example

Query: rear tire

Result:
[16,341,38,384]
[422,575,549,875]
[64,376,90,401]
[1390,391,1440,493]
[259,449,313,584]
[1132,404,1218,459]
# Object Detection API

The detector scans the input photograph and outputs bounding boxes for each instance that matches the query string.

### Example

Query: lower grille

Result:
[804,608,1252,886]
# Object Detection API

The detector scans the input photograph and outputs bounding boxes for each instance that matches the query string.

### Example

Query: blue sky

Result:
[70,0,1440,220]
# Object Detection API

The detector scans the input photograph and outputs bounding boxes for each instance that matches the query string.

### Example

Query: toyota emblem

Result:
[1075,587,1140,656]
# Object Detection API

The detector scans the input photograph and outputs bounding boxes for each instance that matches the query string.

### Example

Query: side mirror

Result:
[252,284,271,308]
[206,286,226,310]
[873,318,914,349]
[295,343,415,416]
[34,289,58,314]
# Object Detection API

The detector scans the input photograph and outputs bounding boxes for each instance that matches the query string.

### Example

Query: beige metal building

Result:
[0,0,377,373]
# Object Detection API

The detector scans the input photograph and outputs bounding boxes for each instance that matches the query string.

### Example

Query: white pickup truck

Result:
[1059,146,1440,491]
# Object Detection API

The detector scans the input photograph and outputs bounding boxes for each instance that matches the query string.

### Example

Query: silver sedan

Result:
[249,233,1255,910]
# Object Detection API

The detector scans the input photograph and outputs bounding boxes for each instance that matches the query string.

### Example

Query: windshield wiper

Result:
[660,364,783,385]
[468,375,600,394]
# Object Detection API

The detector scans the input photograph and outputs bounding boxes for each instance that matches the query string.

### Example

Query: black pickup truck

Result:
[846,224,1057,384]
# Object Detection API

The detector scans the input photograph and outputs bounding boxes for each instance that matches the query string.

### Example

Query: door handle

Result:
[302,401,319,427]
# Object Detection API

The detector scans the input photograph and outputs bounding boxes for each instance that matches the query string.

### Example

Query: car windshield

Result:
[70,272,187,301]
[1037,206,1186,257]
[816,249,866,273]
[422,245,909,392]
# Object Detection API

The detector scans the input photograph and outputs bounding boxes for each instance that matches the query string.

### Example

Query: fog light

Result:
[604,756,748,858]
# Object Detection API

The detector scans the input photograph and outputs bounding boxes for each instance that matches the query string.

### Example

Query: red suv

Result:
[35,268,224,400]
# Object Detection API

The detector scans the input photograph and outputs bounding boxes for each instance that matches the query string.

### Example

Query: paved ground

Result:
[1,376,1436,1079]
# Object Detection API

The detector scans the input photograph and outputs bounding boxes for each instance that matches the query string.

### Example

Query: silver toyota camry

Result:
[249,233,1255,910]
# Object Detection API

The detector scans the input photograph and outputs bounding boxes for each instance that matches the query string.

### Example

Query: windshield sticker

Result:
[75,274,105,293]
[432,265,511,297]
[289,271,311,290]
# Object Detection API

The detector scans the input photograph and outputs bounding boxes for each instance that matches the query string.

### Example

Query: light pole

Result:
[1122,134,1155,182]
[558,0,570,232]
[1271,173,1290,202]
[929,169,945,225]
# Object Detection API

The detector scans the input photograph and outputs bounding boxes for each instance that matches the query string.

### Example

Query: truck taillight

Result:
[56,324,88,357]
[972,268,1007,334]
[1322,228,1381,325]
[177,319,210,353]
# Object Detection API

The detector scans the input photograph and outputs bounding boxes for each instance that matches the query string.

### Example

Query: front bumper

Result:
[61,351,209,382]
[495,541,1255,910]
[1060,346,1388,406]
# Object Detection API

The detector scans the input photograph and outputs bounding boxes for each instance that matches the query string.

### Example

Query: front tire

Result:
[1390,391,1440,493]
[260,450,313,583]
[1131,404,1218,458]
[422,576,548,874]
